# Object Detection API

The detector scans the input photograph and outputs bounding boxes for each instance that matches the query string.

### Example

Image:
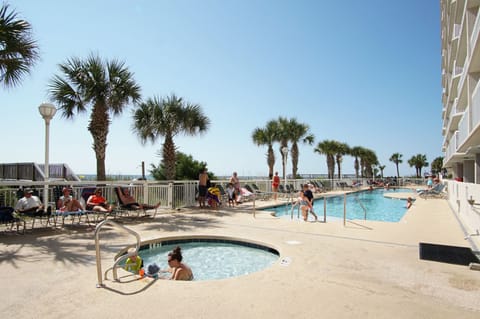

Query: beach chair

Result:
[0,206,25,234]
[114,186,159,218]
[418,183,446,199]
[51,186,89,227]
[249,184,269,200]
[80,187,115,222]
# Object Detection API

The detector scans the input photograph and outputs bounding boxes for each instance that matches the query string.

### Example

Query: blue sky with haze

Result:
[3,0,441,178]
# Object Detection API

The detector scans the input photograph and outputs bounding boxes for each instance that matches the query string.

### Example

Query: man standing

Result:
[303,184,318,221]
[198,168,208,208]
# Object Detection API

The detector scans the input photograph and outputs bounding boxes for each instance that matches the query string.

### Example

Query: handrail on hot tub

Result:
[94,219,141,288]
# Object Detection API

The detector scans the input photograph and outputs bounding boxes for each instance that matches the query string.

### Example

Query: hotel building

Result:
[441,0,480,183]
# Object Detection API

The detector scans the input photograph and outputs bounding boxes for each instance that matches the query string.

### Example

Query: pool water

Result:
[138,240,279,281]
[265,188,414,222]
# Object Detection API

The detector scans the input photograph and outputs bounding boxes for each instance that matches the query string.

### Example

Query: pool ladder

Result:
[94,219,141,288]
[353,195,368,220]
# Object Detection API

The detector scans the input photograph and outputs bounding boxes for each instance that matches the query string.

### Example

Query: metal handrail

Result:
[94,219,141,288]
[354,194,368,220]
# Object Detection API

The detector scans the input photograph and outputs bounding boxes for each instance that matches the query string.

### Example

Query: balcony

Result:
[472,83,480,132]
[445,100,463,133]
[457,108,469,150]
[470,7,480,50]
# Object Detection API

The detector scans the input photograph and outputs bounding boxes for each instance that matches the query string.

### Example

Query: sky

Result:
[3,0,442,178]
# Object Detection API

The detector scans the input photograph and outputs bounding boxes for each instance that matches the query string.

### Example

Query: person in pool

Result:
[125,250,143,274]
[164,246,193,281]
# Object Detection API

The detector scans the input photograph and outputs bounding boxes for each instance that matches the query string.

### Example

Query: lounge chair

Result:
[80,187,115,222]
[114,186,159,218]
[0,206,25,234]
[52,186,89,227]
[418,183,447,199]
[216,184,229,203]
[248,184,270,200]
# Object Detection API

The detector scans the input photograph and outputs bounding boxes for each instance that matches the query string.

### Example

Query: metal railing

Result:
[95,219,141,288]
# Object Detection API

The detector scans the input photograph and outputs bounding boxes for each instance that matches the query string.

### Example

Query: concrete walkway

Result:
[1,194,479,318]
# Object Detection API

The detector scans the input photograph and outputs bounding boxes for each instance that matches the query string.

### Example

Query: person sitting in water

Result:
[57,187,83,212]
[164,246,193,281]
[125,249,143,274]
[406,197,413,209]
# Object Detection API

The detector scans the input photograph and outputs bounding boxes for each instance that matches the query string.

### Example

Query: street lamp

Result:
[38,102,57,211]
[281,146,289,187]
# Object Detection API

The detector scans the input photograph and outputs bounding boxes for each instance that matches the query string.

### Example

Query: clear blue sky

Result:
[3,0,442,178]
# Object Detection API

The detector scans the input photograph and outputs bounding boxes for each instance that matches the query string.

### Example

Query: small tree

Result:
[431,156,444,175]
[151,151,216,180]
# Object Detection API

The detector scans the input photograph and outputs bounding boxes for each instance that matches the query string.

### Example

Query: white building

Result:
[441,0,480,182]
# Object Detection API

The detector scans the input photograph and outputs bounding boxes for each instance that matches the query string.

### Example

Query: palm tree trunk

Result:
[267,145,275,178]
[354,157,359,179]
[89,106,109,181]
[163,134,176,180]
[291,143,299,179]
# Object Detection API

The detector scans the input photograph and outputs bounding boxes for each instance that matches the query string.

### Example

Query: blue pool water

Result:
[265,188,414,222]
[137,239,279,281]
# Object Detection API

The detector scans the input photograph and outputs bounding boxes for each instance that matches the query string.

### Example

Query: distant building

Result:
[441,0,480,183]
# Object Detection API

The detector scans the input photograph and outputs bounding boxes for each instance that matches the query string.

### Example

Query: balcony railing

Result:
[472,82,480,132]
[470,11,480,49]
[457,107,469,148]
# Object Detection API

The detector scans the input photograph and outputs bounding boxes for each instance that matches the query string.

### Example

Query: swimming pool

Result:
[265,188,414,222]
[134,237,279,281]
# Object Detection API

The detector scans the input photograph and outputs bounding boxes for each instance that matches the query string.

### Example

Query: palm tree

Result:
[360,148,378,178]
[378,165,386,179]
[0,3,39,88]
[389,153,403,180]
[350,146,364,179]
[334,142,349,179]
[314,140,338,180]
[252,120,279,178]
[408,154,428,178]
[49,54,141,180]
[132,94,210,180]
[287,118,314,178]
[431,156,444,175]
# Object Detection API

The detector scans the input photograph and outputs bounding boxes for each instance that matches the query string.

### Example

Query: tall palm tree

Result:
[48,54,141,180]
[314,140,338,180]
[0,3,39,88]
[132,94,210,180]
[252,120,279,178]
[408,154,428,178]
[334,142,350,179]
[350,146,364,179]
[360,148,378,178]
[378,165,386,179]
[389,153,403,180]
[287,118,314,178]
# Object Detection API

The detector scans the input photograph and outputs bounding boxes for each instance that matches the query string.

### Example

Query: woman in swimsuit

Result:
[165,246,193,281]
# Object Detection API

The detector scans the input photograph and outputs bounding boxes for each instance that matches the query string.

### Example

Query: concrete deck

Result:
[1,193,480,318]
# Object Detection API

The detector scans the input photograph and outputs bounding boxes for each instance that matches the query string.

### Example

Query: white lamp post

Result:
[38,103,57,211]
[281,146,289,187]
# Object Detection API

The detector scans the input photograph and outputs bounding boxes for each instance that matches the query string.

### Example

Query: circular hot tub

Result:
[127,236,280,281]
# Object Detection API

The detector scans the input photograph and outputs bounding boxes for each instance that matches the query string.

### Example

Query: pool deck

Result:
[1,188,480,318]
